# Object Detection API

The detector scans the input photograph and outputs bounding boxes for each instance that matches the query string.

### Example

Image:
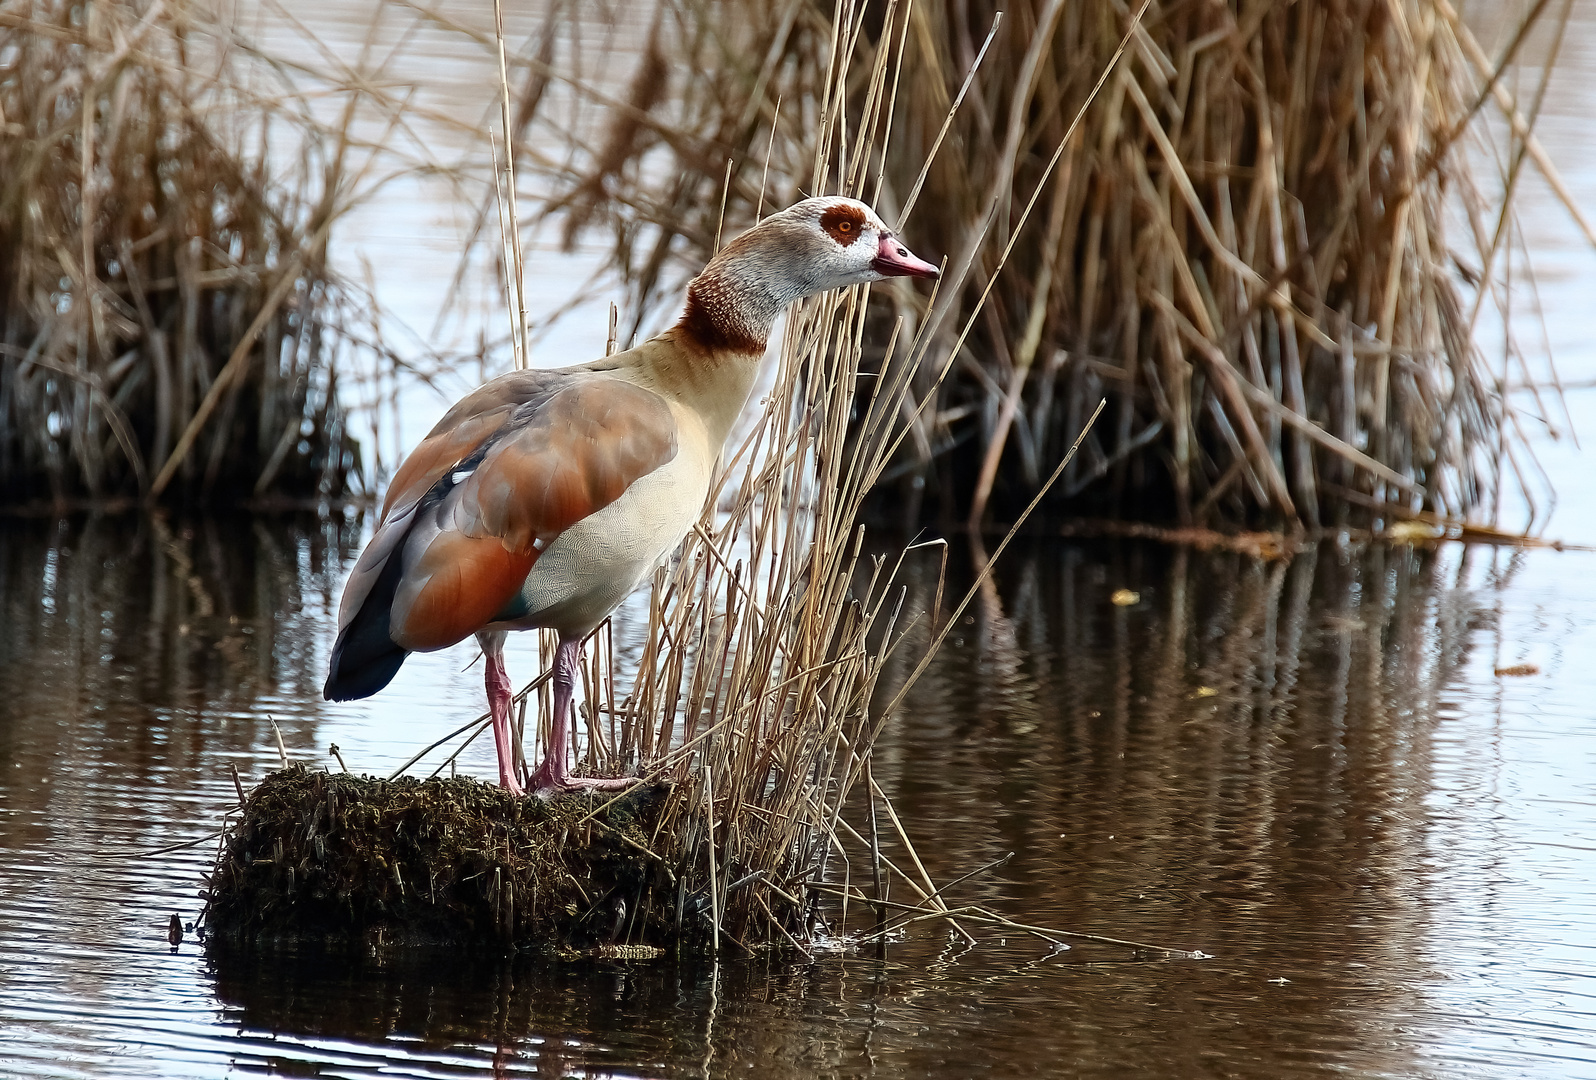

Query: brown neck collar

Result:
[671,235,802,356]
[676,280,767,355]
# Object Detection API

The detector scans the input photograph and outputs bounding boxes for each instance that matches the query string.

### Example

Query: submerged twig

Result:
[815,886,1200,958]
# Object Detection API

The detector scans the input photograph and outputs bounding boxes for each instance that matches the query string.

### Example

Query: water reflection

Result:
[207,945,912,1079]
[0,516,1592,1078]
[870,540,1468,994]
[0,513,358,805]
[878,539,1480,913]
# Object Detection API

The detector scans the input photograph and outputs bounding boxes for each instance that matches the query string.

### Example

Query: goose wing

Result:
[325,371,677,697]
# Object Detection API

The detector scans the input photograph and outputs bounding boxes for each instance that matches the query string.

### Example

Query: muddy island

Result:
[203,766,678,956]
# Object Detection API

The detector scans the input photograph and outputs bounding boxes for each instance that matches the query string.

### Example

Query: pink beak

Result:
[871,233,940,279]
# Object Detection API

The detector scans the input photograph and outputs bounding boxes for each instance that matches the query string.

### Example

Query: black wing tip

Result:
[322,676,360,702]
[325,519,413,702]
[324,631,409,701]
[322,649,408,701]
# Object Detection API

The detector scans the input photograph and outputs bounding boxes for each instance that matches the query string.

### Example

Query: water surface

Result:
[2,517,1595,1078]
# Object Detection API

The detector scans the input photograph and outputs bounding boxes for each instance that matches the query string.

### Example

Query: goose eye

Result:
[837,221,852,233]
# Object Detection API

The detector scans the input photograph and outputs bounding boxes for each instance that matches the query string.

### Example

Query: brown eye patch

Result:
[819,203,868,247]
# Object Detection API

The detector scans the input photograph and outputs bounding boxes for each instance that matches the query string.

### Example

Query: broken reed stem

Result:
[703,753,721,952]
[813,886,1197,957]
[387,667,556,780]
[116,828,227,860]
[868,773,974,944]
[488,130,522,370]
[866,758,886,934]
[267,716,290,769]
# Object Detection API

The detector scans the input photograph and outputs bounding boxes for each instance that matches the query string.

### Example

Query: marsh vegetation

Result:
[523,0,1576,532]
[0,0,378,505]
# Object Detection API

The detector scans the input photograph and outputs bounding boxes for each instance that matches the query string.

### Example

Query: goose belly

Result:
[507,442,709,636]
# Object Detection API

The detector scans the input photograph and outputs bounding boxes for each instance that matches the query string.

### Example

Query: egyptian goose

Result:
[324,197,938,795]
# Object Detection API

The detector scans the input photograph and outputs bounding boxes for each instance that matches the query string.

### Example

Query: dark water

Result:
[3,513,1595,1078]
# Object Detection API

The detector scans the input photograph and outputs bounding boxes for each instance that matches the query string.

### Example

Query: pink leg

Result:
[529,636,638,795]
[480,632,524,796]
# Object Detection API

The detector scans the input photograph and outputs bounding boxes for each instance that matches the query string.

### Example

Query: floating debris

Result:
[1494,664,1540,677]
[1110,589,1140,606]
[1386,521,1447,544]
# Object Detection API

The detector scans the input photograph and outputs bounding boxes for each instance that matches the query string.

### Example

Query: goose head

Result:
[758,196,941,290]
[681,196,939,354]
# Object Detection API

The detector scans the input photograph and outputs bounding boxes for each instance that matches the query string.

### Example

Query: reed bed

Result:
[0,0,372,505]
[352,1,1187,957]
[513,0,1576,532]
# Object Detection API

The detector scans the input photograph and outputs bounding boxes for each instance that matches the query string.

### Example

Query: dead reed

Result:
[0,0,371,506]
[513,0,1578,532]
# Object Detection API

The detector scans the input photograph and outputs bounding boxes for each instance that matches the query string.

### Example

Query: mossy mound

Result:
[203,766,676,953]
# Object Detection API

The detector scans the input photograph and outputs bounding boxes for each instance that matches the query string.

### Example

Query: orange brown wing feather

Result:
[387,378,678,651]
[387,533,537,651]
[380,407,512,524]
[378,369,580,524]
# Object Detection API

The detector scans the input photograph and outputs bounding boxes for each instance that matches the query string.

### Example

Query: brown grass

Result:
[0,0,374,506]
[509,0,1578,533]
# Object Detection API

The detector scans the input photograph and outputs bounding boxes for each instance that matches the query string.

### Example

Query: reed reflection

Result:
[862,538,1495,1063]
[0,513,360,825]
[207,945,906,1079]
[878,537,1481,898]
[0,518,1520,1079]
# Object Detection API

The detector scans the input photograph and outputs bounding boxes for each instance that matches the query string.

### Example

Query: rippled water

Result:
[2,515,1595,1078]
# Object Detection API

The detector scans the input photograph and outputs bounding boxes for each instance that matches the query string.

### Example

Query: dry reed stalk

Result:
[508,0,1575,533]
[492,0,529,371]
[0,0,399,506]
